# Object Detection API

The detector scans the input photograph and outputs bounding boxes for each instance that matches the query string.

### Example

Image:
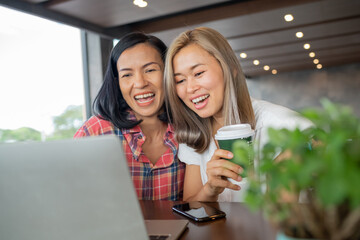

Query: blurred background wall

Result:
[247,63,360,115]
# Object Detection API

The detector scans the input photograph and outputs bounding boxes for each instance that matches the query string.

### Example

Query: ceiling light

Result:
[317,64,322,69]
[240,53,247,58]
[253,60,260,65]
[296,32,304,38]
[272,69,277,75]
[284,14,294,22]
[138,1,147,7]
[309,52,315,58]
[313,59,319,64]
[303,43,310,49]
[133,0,147,7]
[264,65,270,71]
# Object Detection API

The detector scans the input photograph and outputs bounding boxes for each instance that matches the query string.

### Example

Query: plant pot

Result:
[277,232,316,240]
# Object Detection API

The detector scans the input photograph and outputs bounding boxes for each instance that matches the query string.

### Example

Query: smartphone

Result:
[172,202,226,222]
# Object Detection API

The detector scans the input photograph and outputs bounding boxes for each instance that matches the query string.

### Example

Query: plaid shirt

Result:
[74,115,185,200]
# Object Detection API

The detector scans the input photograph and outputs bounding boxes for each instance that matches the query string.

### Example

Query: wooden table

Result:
[140,201,277,240]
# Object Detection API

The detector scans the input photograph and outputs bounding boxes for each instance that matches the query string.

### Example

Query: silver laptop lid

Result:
[0,135,148,240]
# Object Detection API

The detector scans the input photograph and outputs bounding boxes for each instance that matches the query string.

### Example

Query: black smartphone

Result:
[172,202,226,222]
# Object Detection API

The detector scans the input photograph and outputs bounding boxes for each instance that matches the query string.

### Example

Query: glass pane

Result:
[0,6,85,143]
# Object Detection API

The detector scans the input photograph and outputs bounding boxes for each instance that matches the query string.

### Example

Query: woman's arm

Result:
[182,165,210,201]
[183,149,243,202]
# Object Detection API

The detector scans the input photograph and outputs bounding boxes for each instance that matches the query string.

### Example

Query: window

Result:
[0,6,85,142]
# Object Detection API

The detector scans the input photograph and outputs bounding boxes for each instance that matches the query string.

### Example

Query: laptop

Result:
[0,135,188,240]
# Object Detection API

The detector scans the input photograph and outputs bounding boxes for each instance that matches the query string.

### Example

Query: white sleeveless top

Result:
[178,99,313,202]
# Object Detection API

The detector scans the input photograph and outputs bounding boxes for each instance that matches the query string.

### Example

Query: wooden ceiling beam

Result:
[244,56,360,77]
[239,42,360,63]
[38,0,73,8]
[1,0,324,39]
[233,30,360,52]
[228,14,360,40]
[244,50,360,67]
[244,53,360,73]
[106,0,321,35]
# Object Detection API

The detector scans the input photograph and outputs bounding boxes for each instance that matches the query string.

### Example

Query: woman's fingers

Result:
[207,163,242,181]
[204,149,244,192]
[207,159,243,176]
[210,149,243,173]
[207,177,241,191]
[212,148,233,160]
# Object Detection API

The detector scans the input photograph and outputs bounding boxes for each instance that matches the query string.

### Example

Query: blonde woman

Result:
[164,27,312,202]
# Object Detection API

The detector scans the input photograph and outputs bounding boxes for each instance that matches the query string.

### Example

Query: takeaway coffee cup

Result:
[214,124,255,179]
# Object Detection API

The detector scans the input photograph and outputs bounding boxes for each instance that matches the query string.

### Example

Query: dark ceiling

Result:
[1,0,360,77]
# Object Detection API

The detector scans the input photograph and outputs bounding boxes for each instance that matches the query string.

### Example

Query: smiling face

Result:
[117,43,164,120]
[173,44,225,120]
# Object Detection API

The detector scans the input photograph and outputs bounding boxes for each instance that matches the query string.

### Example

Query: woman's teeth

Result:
[134,93,155,100]
[192,95,209,104]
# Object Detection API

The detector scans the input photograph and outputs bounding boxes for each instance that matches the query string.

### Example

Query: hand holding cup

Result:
[215,124,255,179]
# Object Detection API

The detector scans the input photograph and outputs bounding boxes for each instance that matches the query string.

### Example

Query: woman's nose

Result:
[186,78,199,93]
[134,73,148,88]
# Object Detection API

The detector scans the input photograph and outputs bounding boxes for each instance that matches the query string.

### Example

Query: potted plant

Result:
[241,99,360,239]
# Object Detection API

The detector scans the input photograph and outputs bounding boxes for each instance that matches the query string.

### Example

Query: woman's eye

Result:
[194,71,204,77]
[145,68,157,73]
[121,73,131,78]
[176,79,185,84]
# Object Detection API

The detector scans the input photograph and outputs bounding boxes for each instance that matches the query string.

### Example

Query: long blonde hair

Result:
[164,27,255,153]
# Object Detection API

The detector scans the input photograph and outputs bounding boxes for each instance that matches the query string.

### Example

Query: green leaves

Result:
[241,98,360,223]
[0,127,41,142]
[47,105,84,140]
[232,140,254,166]
[0,105,84,143]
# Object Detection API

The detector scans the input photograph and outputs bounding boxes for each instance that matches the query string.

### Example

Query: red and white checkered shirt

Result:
[74,115,185,200]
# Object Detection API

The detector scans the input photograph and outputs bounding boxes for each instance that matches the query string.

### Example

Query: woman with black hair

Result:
[74,32,185,201]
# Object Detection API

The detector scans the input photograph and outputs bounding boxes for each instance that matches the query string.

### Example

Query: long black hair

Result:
[93,32,168,129]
